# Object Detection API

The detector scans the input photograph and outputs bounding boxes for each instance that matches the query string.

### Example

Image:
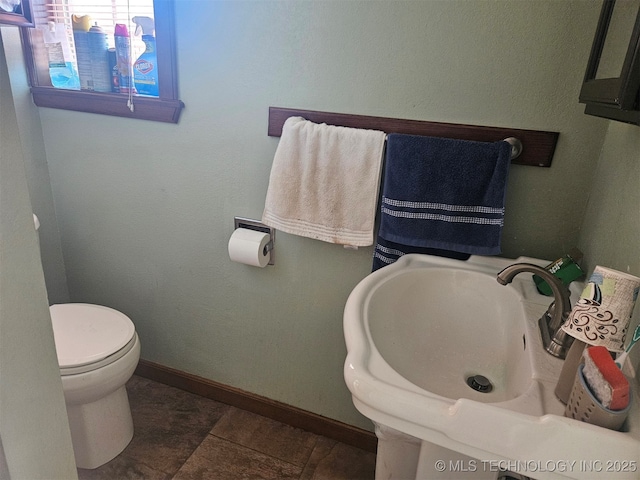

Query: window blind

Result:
[31,0,154,52]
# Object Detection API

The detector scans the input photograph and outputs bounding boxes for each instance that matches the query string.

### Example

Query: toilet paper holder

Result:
[233,217,275,265]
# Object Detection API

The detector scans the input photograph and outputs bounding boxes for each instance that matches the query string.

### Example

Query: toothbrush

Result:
[615,324,640,369]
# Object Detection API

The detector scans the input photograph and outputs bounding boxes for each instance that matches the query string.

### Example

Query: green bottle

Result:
[533,249,585,296]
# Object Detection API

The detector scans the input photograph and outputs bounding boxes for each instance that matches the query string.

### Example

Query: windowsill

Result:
[30,86,185,123]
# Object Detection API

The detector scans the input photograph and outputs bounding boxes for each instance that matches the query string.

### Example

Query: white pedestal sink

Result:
[343,254,639,480]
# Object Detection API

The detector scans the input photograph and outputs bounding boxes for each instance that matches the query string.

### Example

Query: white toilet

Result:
[49,303,141,469]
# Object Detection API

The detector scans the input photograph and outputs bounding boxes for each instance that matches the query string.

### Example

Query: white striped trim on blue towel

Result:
[381,207,504,225]
[373,243,406,264]
[375,244,406,257]
[373,243,406,266]
[381,196,504,226]
[373,251,395,265]
[382,197,504,214]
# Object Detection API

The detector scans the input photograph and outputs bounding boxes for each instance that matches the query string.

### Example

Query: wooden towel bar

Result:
[268,106,558,167]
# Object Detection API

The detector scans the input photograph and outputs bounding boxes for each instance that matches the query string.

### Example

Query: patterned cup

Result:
[561,266,640,352]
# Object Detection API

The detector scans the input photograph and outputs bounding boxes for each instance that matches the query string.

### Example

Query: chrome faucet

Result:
[496,263,574,359]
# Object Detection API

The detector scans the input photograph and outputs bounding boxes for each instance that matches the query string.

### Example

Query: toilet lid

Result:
[50,303,135,368]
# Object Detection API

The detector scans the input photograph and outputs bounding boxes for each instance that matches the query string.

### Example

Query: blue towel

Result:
[372,134,511,270]
[372,237,471,271]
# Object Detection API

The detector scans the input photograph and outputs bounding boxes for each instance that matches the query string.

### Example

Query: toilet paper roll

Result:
[228,228,271,267]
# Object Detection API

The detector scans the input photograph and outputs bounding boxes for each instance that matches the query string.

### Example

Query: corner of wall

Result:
[1,26,70,304]
[1,30,78,479]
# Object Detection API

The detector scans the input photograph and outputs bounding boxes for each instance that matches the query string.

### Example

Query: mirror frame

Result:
[579,0,640,123]
[0,0,33,27]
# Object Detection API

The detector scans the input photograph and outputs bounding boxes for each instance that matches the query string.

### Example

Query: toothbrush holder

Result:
[565,364,631,431]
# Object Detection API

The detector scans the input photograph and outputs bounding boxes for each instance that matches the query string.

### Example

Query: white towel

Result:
[262,116,386,247]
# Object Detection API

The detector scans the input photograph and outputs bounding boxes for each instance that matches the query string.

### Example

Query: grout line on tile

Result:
[207,431,305,470]
[169,440,208,480]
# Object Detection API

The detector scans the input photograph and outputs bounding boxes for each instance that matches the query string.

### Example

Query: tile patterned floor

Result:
[77,376,376,480]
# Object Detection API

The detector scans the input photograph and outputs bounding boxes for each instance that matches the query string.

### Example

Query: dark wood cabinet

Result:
[579,0,640,125]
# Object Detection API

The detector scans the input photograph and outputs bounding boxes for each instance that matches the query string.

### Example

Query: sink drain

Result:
[466,374,493,393]
[497,473,532,480]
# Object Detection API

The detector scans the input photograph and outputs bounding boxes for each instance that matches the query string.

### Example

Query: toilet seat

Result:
[59,334,138,376]
[50,303,136,374]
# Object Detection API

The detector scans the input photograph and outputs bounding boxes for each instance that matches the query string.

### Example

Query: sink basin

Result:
[368,267,531,403]
[344,254,640,480]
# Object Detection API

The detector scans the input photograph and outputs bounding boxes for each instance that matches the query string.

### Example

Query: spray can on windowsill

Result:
[72,15,92,90]
[72,17,111,92]
[114,23,136,94]
[87,23,112,92]
[533,248,585,296]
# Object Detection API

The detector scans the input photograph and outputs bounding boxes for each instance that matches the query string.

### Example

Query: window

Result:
[20,0,183,123]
